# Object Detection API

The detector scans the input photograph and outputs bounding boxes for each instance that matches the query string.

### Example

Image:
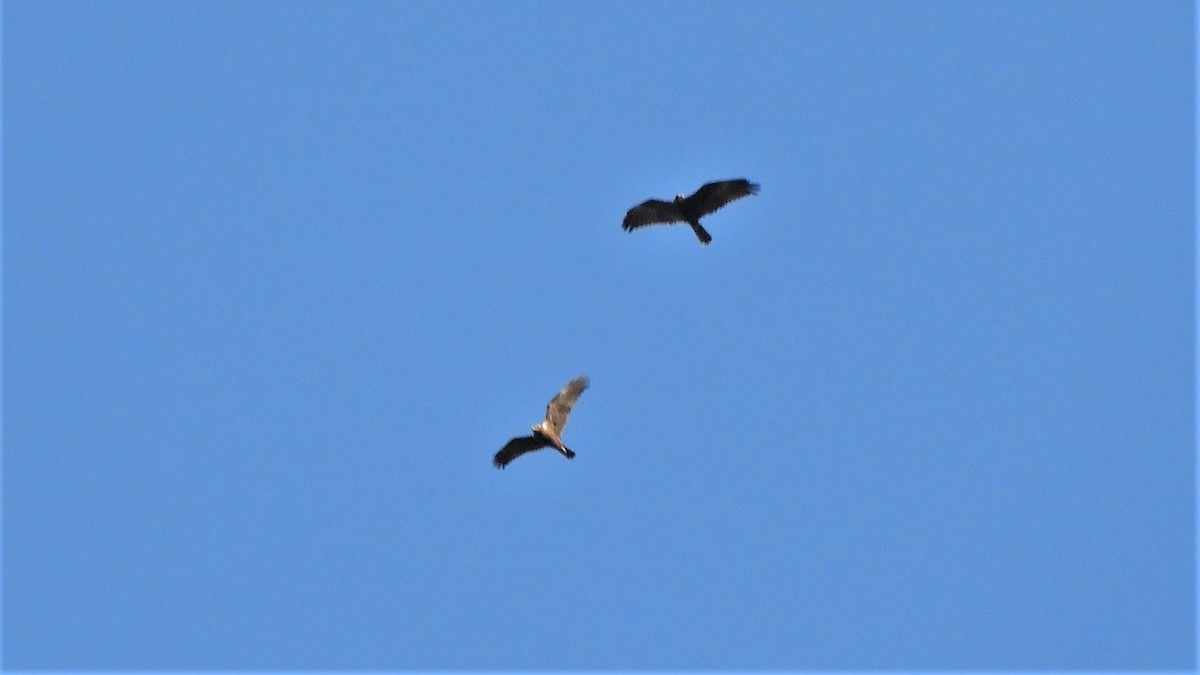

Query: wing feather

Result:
[683,179,760,219]
[493,435,550,469]
[622,199,685,231]
[544,375,589,437]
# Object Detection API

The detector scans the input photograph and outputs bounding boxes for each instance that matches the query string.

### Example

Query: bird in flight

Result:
[622,178,760,245]
[493,376,590,469]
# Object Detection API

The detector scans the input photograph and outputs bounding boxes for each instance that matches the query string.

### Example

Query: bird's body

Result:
[493,376,589,469]
[623,178,760,244]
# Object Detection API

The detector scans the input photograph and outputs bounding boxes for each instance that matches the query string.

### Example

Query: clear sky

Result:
[3,0,1194,670]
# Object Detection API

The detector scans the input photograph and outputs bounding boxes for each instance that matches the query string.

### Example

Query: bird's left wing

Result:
[493,435,550,469]
[622,199,684,231]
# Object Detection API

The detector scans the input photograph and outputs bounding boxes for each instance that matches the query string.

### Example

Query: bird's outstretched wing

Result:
[544,375,589,437]
[493,435,550,469]
[683,179,760,219]
[622,199,685,231]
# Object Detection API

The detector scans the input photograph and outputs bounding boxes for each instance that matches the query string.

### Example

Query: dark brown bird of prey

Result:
[493,376,589,469]
[622,178,760,244]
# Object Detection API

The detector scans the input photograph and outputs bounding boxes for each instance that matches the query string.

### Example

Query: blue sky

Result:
[3,0,1193,670]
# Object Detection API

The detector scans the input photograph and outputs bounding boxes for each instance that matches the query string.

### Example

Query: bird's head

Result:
[674,193,686,203]
[531,422,544,434]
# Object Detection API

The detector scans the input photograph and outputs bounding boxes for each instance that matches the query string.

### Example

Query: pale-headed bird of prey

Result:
[493,376,590,469]
[622,178,760,245]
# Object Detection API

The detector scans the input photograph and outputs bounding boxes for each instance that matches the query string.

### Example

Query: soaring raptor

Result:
[622,178,760,244]
[493,376,589,469]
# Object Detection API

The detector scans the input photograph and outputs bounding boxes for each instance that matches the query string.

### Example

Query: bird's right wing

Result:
[545,375,589,436]
[686,179,760,218]
[622,199,685,231]
[493,435,550,469]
